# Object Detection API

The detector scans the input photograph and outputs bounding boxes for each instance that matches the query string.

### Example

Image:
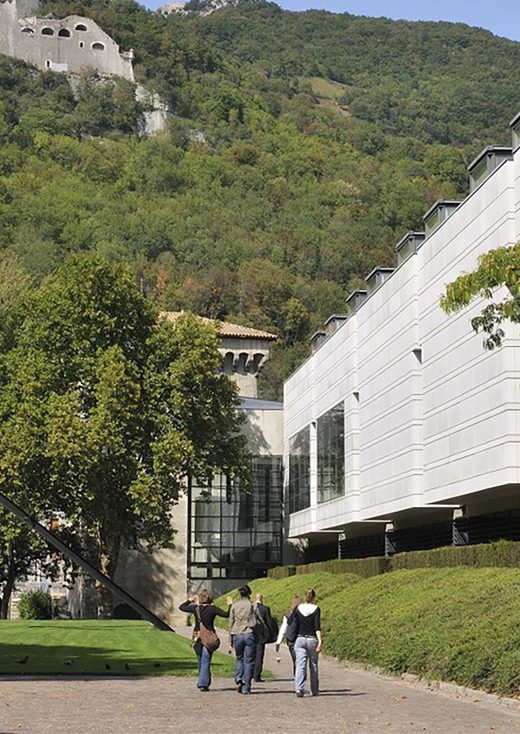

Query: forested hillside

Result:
[1,0,520,396]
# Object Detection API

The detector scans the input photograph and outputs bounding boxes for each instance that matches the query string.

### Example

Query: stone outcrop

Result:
[157,0,264,17]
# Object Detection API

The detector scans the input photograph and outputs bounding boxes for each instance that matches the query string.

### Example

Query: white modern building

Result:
[284,111,520,560]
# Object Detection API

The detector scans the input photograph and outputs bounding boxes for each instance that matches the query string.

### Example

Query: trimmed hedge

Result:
[294,556,391,578]
[269,540,520,580]
[391,539,520,570]
[268,565,296,579]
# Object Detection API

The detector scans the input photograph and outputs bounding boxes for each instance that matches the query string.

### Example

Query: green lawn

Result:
[0,620,236,677]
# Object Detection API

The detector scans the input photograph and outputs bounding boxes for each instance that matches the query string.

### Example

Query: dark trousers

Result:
[253,641,266,681]
[288,642,296,674]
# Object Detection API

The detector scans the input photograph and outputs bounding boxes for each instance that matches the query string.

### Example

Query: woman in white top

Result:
[275,595,300,673]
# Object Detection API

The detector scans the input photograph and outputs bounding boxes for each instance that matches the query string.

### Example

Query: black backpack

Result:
[284,612,298,644]
[255,605,279,644]
[266,610,279,644]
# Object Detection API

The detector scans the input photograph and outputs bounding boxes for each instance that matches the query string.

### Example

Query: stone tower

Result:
[161,313,277,398]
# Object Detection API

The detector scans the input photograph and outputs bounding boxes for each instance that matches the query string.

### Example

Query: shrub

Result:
[18,590,52,620]
[391,540,520,571]
[269,540,520,580]
[295,556,391,578]
[268,565,296,579]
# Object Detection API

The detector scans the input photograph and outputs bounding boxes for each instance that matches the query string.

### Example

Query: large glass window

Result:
[288,428,310,513]
[317,402,345,503]
[188,456,282,582]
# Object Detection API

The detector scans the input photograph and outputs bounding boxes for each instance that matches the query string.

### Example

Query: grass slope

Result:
[216,568,520,697]
[214,571,361,630]
[0,620,235,677]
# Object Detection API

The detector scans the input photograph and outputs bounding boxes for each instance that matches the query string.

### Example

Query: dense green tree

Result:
[0,255,247,615]
[0,0,519,396]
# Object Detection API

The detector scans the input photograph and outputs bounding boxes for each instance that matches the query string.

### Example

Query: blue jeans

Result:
[295,636,319,695]
[195,642,212,689]
[233,633,256,692]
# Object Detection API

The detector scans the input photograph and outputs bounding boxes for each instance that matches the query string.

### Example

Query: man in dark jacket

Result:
[253,593,274,682]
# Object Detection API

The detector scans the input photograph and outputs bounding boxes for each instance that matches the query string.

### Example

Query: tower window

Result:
[41,27,54,36]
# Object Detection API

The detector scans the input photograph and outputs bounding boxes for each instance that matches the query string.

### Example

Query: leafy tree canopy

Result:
[0,254,247,614]
[0,1,518,395]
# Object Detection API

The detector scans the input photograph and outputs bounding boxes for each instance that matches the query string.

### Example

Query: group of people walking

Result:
[179,585,322,697]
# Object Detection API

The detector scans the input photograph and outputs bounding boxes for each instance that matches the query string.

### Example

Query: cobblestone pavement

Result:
[1,628,519,734]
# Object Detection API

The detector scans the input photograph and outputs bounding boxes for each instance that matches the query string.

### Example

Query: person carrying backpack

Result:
[252,593,278,682]
[275,596,300,674]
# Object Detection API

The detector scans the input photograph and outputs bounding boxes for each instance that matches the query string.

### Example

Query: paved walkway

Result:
[1,628,519,733]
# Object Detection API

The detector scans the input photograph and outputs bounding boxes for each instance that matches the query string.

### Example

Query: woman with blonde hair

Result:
[286,588,322,697]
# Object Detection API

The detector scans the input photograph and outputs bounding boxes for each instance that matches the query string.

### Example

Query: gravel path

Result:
[1,627,519,733]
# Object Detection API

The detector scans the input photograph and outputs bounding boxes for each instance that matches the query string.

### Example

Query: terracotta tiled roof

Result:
[160,312,277,340]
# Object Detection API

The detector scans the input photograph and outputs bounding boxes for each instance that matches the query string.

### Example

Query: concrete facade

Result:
[284,112,520,550]
[0,0,134,80]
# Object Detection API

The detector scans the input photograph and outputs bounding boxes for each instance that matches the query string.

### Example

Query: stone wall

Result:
[0,0,134,80]
[115,496,189,628]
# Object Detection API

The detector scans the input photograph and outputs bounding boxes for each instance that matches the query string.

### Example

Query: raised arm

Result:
[179,593,198,614]
[179,601,196,614]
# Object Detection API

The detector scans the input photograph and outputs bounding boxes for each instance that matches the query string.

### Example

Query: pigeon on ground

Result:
[16,656,28,664]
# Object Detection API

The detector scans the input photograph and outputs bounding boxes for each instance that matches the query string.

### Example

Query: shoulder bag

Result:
[194,605,221,654]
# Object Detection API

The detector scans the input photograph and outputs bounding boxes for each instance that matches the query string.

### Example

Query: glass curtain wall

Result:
[288,428,311,513]
[188,456,283,581]
[317,401,345,503]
